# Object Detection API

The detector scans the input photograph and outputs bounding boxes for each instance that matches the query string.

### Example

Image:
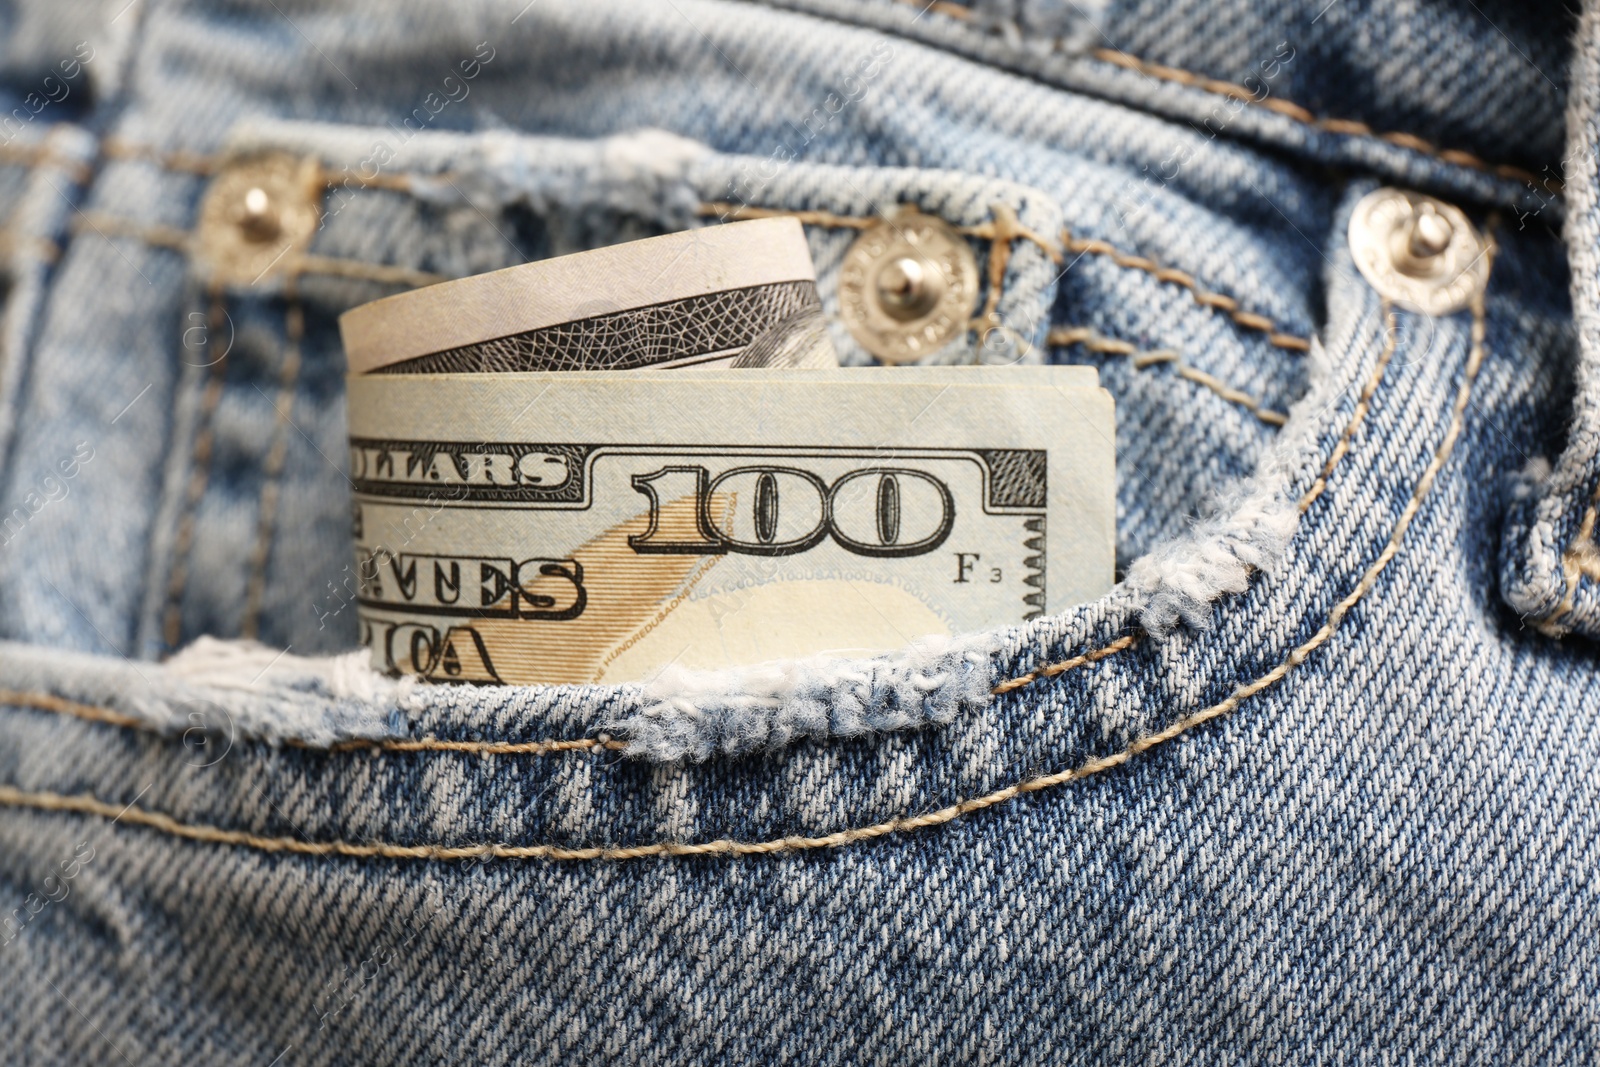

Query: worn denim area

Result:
[1,0,1598,1062]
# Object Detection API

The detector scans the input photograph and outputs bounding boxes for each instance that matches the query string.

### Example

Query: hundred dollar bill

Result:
[346,368,1115,685]
[338,217,837,374]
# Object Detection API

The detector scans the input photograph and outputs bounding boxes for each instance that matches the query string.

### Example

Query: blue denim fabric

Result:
[1,0,1597,1062]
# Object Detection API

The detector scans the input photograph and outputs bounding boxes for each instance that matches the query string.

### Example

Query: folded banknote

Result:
[338,217,838,374]
[345,368,1115,684]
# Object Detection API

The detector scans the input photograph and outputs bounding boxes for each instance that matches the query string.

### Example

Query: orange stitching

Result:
[240,280,304,639]
[1088,50,1555,191]
[67,212,447,288]
[697,201,1064,263]
[1062,230,1311,352]
[1297,302,1397,513]
[887,0,1556,192]
[84,78,1562,201]
[0,689,144,731]
[103,138,421,193]
[991,634,1136,695]
[1047,325,1289,426]
[977,202,1017,324]
[103,137,219,176]
[0,232,1492,860]
[162,287,229,651]
[963,203,1064,264]
[0,142,92,184]
[70,212,188,251]
[1000,296,1404,697]
[1534,478,1600,636]
[700,200,1061,353]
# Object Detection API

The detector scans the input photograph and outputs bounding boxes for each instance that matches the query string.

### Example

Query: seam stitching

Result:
[1091,49,1555,191]
[1532,476,1600,635]
[161,287,229,651]
[0,279,1490,859]
[102,137,218,176]
[1047,325,1289,426]
[68,211,449,288]
[62,201,1292,353]
[240,280,305,639]
[698,200,1064,263]
[991,634,1136,696]
[997,299,1399,696]
[976,201,1018,326]
[890,0,1556,192]
[699,203,1301,355]
[1062,231,1310,351]
[0,142,93,184]
[1297,302,1399,514]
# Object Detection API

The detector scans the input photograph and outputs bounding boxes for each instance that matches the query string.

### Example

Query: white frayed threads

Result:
[165,636,412,703]
[410,127,709,226]
[608,634,999,762]
[1126,491,1301,633]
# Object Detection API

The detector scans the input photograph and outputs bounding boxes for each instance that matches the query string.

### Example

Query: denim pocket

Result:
[0,117,1071,665]
[0,98,1345,857]
[0,3,1578,863]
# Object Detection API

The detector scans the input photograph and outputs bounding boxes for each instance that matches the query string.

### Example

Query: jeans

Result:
[0,0,1597,1062]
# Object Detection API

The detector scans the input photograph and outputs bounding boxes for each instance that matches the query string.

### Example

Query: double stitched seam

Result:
[698,200,1061,261]
[0,142,93,185]
[699,202,1298,352]
[59,166,1293,348]
[699,199,1056,330]
[0,136,94,267]
[240,280,305,639]
[1092,51,1554,190]
[891,0,1556,192]
[161,287,229,650]
[1534,477,1600,635]
[69,211,448,289]
[102,137,218,176]
[1047,325,1289,426]
[1297,302,1398,514]
[0,280,1490,860]
[1062,231,1310,352]
[103,137,415,195]
[997,300,1400,696]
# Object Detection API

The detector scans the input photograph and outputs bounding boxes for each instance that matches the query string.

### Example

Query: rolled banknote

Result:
[346,368,1115,684]
[337,217,838,374]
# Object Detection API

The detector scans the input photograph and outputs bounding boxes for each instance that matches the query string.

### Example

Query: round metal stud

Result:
[1348,188,1488,316]
[195,153,322,287]
[234,186,282,243]
[875,255,944,321]
[838,210,979,363]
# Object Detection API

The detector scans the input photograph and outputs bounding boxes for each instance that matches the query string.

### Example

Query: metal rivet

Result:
[233,186,281,243]
[838,209,979,364]
[1349,188,1487,316]
[195,154,322,287]
[1406,204,1453,260]
[874,255,944,321]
